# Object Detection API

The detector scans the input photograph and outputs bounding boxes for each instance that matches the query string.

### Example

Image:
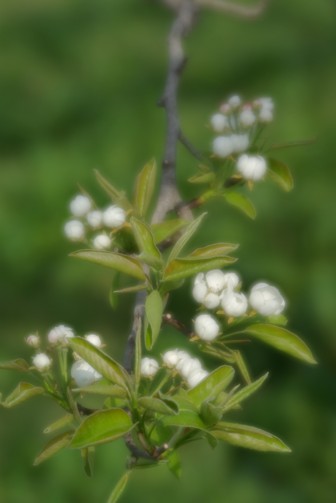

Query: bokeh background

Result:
[0,0,335,502]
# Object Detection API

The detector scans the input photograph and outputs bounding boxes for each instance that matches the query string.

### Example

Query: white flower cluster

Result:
[192,270,286,342]
[140,350,209,389]
[210,95,274,181]
[63,193,126,250]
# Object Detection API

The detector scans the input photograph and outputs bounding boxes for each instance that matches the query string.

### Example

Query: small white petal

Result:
[84,333,103,348]
[221,272,241,291]
[205,269,227,293]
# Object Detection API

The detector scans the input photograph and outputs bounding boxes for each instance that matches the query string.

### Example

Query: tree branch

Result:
[195,0,269,19]
[123,290,146,373]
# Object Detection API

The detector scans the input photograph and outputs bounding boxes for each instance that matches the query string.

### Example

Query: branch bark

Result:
[196,0,269,19]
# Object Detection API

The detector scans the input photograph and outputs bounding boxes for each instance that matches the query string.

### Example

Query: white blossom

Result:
[186,368,209,388]
[177,357,203,380]
[87,210,103,229]
[255,97,274,123]
[194,313,220,341]
[103,205,126,228]
[249,282,286,316]
[162,349,187,369]
[92,233,112,250]
[48,325,75,345]
[69,194,92,217]
[141,357,159,378]
[84,333,103,348]
[203,292,221,309]
[32,353,52,372]
[71,360,102,387]
[205,269,227,293]
[64,220,85,242]
[239,107,256,127]
[221,271,241,291]
[26,334,40,348]
[228,95,242,108]
[236,154,267,181]
[221,291,248,317]
[210,113,229,133]
[212,136,233,158]
[230,133,249,153]
[192,281,208,304]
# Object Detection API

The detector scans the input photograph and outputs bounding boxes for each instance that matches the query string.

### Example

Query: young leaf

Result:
[70,250,146,281]
[145,290,163,350]
[241,324,317,364]
[81,447,95,477]
[231,350,252,384]
[224,192,257,220]
[1,382,44,408]
[187,365,235,408]
[134,316,142,393]
[130,217,161,266]
[162,410,207,431]
[133,159,157,216]
[138,396,177,415]
[167,213,207,263]
[188,242,239,259]
[107,471,132,503]
[152,219,188,244]
[223,373,269,412]
[0,358,30,372]
[95,170,132,209]
[33,432,72,466]
[72,380,127,398]
[212,422,291,453]
[188,172,215,185]
[200,401,224,426]
[70,408,133,449]
[268,158,294,192]
[166,450,181,479]
[43,414,74,434]
[69,338,131,390]
[162,255,236,283]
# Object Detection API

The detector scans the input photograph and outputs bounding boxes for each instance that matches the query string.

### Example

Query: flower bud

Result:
[64,220,85,242]
[177,357,202,379]
[236,154,267,181]
[239,107,256,127]
[230,133,249,153]
[205,269,227,293]
[227,95,241,108]
[87,210,103,229]
[32,353,52,372]
[48,325,75,345]
[210,113,229,133]
[203,292,221,309]
[69,195,92,217]
[92,233,112,250]
[103,205,126,228]
[222,271,240,291]
[192,282,208,304]
[186,368,209,388]
[249,282,286,316]
[162,349,187,369]
[221,291,248,317]
[26,334,40,348]
[84,333,103,348]
[194,313,220,341]
[140,357,159,378]
[212,136,233,158]
[71,360,102,387]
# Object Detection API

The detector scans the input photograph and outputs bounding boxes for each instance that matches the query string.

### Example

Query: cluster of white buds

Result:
[162,349,209,388]
[63,193,126,250]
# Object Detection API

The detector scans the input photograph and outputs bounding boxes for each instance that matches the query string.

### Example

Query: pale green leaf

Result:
[167,213,207,263]
[162,255,236,283]
[130,217,161,266]
[268,158,294,191]
[241,323,317,364]
[151,219,188,244]
[0,358,30,372]
[133,159,157,216]
[145,290,163,349]
[44,414,74,434]
[188,242,239,259]
[107,471,132,503]
[134,316,142,393]
[224,192,257,219]
[1,382,44,408]
[95,170,131,209]
[70,250,146,281]
[212,422,291,453]
[72,380,126,397]
[187,365,235,407]
[138,397,177,415]
[188,172,215,184]
[162,410,207,431]
[33,432,72,465]
[70,408,133,449]
[166,450,181,479]
[223,373,268,412]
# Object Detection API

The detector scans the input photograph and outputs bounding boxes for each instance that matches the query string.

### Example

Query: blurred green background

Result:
[0,0,335,501]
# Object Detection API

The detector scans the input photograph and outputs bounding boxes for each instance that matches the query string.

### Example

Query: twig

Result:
[123,290,146,373]
[196,0,269,19]
[178,130,205,162]
[163,313,192,337]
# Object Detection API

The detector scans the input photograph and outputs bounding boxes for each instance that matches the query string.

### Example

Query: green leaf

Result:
[187,365,235,407]
[71,250,146,281]
[224,192,257,219]
[138,397,177,415]
[241,323,317,364]
[223,373,269,412]
[95,170,131,209]
[70,408,133,449]
[167,213,207,263]
[0,358,30,372]
[200,402,224,426]
[133,159,157,216]
[130,217,161,266]
[166,450,181,479]
[231,350,251,384]
[152,219,188,244]
[72,380,127,397]
[1,382,44,408]
[113,283,147,295]
[145,290,163,350]
[33,432,72,466]
[268,158,294,192]
[69,338,131,390]
[188,172,215,184]
[212,422,291,453]
[162,410,207,431]
[44,414,74,434]
[107,471,132,503]
[162,255,236,283]
[81,447,95,477]
[188,242,239,259]
[134,316,142,393]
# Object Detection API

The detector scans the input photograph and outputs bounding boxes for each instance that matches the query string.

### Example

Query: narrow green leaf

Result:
[187,365,235,407]
[134,316,142,393]
[72,380,126,397]
[95,170,131,209]
[0,358,30,372]
[167,213,207,263]
[188,172,215,184]
[232,350,251,384]
[268,158,294,191]
[107,471,132,503]
[1,382,44,408]
[152,219,188,244]
[70,408,133,449]
[166,450,181,479]
[114,283,147,295]
[200,402,223,426]
[81,447,95,477]
[162,255,236,283]
[212,422,291,453]
[71,250,146,281]
[133,159,157,216]
[162,410,207,431]
[33,432,72,466]
[188,242,239,259]
[223,373,269,412]
[145,290,163,349]
[138,397,177,415]
[44,414,74,434]
[130,217,161,265]
[224,192,257,219]
[69,338,130,390]
[241,323,317,364]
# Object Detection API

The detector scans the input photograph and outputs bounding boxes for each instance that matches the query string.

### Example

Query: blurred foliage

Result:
[0,0,335,502]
